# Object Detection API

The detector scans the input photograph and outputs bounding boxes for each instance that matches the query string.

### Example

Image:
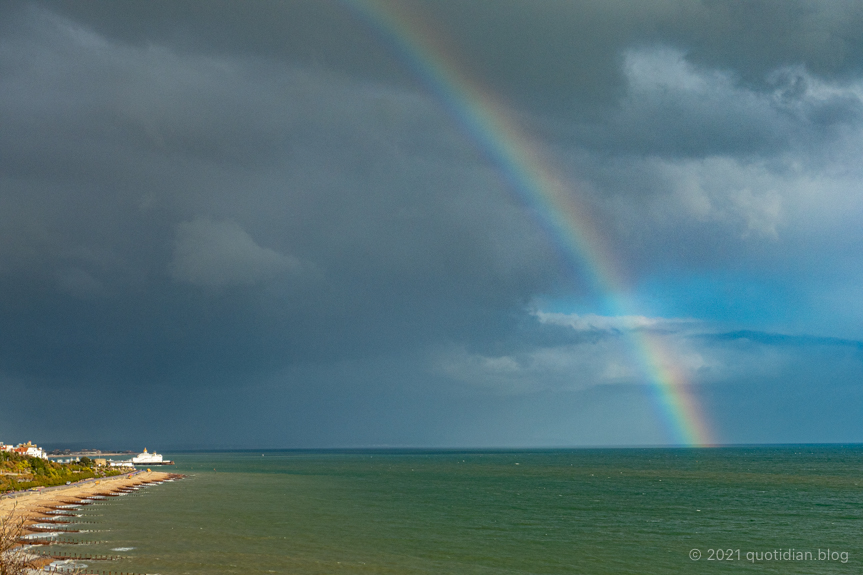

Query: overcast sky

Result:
[2,0,862,450]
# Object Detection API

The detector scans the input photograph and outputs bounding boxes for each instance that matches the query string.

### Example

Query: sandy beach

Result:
[0,470,175,525]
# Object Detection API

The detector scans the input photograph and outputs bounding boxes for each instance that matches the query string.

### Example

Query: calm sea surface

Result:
[57,447,861,574]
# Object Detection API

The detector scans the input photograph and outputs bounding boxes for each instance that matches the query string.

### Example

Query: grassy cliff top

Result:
[0,451,123,493]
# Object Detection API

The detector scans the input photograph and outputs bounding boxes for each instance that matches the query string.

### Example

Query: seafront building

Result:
[0,440,48,459]
[2,441,169,467]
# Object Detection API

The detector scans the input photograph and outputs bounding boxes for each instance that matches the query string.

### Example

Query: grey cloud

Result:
[2,1,863,447]
[435,316,863,399]
[666,0,863,87]
[56,268,106,298]
[0,4,563,387]
[35,1,863,117]
[540,131,863,289]
[17,0,863,169]
[565,48,863,158]
[404,0,863,121]
[170,218,299,288]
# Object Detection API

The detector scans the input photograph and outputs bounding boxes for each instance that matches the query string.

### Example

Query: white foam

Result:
[21,532,60,540]
[49,559,88,573]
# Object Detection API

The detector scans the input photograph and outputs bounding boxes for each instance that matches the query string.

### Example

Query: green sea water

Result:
[55,447,861,574]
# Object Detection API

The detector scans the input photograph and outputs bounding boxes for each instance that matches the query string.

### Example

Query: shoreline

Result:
[0,470,178,526]
[1,470,182,572]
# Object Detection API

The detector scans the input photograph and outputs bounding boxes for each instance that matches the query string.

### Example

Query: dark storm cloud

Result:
[17,0,862,173]
[2,1,863,447]
[32,0,409,81]
[429,0,863,160]
[34,1,863,110]
[0,5,560,386]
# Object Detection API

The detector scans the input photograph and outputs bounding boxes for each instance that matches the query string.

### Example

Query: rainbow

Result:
[346,0,714,446]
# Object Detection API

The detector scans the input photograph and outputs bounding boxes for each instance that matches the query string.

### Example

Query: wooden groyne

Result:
[44,551,123,561]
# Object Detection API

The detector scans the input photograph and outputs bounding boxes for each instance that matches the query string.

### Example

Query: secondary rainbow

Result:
[347,0,714,446]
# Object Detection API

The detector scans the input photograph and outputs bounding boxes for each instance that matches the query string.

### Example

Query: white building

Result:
[2,441,48,459]
[23,443,48,459]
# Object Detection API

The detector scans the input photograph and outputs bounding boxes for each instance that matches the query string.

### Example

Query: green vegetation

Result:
[0,451,123,494]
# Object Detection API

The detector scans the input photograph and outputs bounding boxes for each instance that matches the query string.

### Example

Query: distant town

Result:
[0,440,173,468]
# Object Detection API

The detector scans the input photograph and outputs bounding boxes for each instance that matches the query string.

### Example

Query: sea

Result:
[46,447,861,574]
